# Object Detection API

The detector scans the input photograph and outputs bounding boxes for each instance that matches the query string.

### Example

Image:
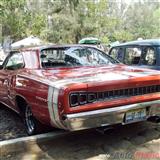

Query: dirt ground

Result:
[0,104,27,141]
[0,104,160,160]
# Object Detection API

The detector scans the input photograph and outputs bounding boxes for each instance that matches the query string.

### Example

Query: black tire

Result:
[23,105,40,135]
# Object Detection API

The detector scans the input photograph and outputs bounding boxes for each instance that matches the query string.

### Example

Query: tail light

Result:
[70,92,97,107]
[69,85,160,107]
[88,93,97,102]
[70,93,79,107]
[79,93,87,104]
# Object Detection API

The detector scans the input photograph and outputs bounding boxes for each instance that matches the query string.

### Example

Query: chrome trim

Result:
[63,100,160,131]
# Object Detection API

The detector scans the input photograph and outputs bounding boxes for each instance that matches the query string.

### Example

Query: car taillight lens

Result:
[88,93,97,102]
[70,93,79,107]
[70,92,97,107]
[79,93,87,105]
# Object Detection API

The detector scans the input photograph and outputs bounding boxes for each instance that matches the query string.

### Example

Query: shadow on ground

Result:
[0,104,27,141]
[2,121,160,160]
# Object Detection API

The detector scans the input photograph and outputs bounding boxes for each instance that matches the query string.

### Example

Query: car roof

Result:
[112,39,160,47]
[11,44,99,52]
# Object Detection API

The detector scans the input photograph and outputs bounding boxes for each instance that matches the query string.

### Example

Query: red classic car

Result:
[0,45,160,135]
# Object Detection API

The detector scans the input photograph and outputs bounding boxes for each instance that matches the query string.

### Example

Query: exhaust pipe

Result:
[96,126,114,134]
[95,124,122,134]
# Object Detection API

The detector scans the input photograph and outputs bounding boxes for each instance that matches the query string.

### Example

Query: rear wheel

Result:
[24,105,40,135]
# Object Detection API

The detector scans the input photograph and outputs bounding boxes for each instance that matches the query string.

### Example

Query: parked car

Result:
[108,39,160,70]
[79,37,106,51]
[0,44,159,135]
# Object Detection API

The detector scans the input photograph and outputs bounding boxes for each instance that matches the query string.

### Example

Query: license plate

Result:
[125,108,146,123]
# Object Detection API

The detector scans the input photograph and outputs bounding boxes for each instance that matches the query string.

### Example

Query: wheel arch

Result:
[15,94,28,114]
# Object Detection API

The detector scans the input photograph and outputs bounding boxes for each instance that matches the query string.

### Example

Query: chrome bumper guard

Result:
[64,100,160,131]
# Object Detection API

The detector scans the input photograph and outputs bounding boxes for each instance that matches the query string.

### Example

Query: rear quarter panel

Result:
[15,75,51,126]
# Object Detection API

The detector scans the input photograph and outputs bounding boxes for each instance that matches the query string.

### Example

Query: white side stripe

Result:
[47,86,58,127]
[48,86,67,129]
[52,87,66,129]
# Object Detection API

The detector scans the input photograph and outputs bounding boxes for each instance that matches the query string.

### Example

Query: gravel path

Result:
[1,123,160,160]
[0,104,27,141]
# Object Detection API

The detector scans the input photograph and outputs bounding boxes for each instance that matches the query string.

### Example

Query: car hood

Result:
[21,64,160,88]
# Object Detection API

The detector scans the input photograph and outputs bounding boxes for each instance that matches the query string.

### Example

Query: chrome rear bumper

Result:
[63,100,160,131]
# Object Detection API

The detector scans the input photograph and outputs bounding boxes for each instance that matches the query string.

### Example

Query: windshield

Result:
[40,47,118,68]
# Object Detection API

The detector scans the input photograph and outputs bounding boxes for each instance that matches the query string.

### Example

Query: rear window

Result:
[40,47,118,68]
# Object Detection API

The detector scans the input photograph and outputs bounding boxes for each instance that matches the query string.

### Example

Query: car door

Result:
[0,52,25,109]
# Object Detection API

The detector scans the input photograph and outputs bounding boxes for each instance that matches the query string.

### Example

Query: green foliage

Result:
[123,1,160,40]
[0,0,46,41]
[113,30,133,42]
[26,14,46,36]
[0,0,160,44]
[1,0,27,40]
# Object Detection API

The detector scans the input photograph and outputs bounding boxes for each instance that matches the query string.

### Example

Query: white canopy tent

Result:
[11,36,45,49]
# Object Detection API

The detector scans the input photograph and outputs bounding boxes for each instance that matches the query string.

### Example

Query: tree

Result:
[0,0,159,44]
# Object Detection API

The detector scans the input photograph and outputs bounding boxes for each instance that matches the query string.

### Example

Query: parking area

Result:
[0,104,160,160]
